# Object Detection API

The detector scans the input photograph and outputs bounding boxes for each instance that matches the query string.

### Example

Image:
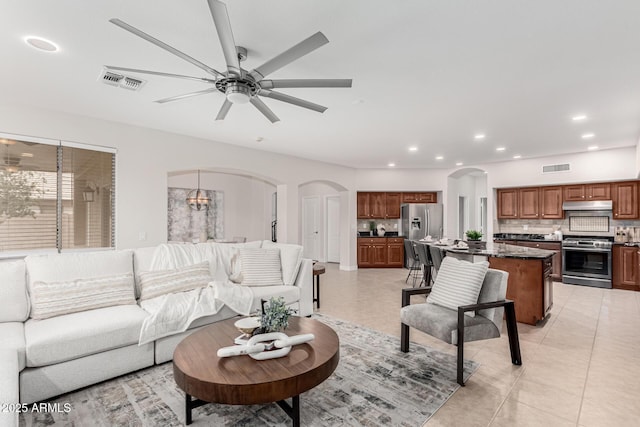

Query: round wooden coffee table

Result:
[173,316,339,426]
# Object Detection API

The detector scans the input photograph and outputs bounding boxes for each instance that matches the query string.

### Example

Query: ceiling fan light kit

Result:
[106,0,352,123]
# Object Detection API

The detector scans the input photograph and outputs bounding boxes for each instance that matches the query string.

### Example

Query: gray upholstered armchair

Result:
[400,257,522,386]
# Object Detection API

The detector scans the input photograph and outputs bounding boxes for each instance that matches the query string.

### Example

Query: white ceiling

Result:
[3,0,640,169]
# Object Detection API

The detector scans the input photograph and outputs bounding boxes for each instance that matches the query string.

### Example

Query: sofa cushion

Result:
[29,273,136,320]
[236,248,284,287]
[137,261,212,301]
[426,256,489,317]
[25,250,134,286]
[24,305,148,367]
[0,260,29,322]
[262,241,303,285]
[249,285,300,313]
[0,322,26,371]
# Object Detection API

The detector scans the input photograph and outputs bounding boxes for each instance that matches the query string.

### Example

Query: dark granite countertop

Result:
[358,231,400,238]
[417,240,554,260]
[493,233,561,243]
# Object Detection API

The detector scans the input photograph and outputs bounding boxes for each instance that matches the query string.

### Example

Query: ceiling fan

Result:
[105,0,352,123]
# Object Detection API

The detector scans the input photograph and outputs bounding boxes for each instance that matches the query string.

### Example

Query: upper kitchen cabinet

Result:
[357,192,401,219]
[497,188,519,219]
[540,186,563,219]
[401,192,437,203]
[564,183,611,201]
[612,181,639,219]
[519,187,540,219]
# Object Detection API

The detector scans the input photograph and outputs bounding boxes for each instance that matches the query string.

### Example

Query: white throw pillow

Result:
[0,261,29,322]
[426,256,489,317]
[261,241,303,286]
[138,261,212,300]
[237,248,284,287]
[30,273,136,320]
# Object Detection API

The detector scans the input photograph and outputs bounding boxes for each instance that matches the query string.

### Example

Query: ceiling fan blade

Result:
[259,90,327,113]
[215,99,232,120]
[207,0,241,76]
[250,97,280,123]
[104,66,217,84]
[260,79,352,89]
[109,18,223,78]
[154,88,218,104]
[249,32,329,81]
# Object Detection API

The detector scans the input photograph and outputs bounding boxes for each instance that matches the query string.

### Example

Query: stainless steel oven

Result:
[562,237,613,288]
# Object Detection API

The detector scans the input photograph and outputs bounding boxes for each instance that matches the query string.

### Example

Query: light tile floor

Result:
[315,263,640,427]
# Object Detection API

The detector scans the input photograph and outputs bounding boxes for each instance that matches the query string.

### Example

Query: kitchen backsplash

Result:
[357,219,400,233]
[496,218,640,236]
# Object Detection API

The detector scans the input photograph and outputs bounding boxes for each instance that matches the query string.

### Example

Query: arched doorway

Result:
[446,168,488,240]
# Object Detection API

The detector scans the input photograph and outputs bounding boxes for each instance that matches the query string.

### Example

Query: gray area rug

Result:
[20,314,478,426]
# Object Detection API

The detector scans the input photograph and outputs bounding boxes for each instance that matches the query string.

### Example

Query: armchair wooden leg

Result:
[504,301,522,365]
[400,323,409,352]
[457,308,465,386]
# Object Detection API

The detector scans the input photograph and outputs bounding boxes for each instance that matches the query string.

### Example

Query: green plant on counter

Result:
[369,221,376,231]
[259,297,296,333]
[465,229,483,241]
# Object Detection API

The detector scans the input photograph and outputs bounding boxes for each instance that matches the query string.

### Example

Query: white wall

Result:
[168,171,275,242]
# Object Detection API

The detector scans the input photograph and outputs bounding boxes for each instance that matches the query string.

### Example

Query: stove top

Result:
[562,236,613,248]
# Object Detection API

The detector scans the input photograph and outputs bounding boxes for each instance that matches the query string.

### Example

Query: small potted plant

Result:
[369,221,376,236]
[465,230,486,249]
[258,297,296,333]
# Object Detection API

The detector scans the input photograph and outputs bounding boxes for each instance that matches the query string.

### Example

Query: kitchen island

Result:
[420,241,554,325]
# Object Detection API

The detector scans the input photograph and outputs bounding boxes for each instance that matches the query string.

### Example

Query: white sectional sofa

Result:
[0,241,312,427]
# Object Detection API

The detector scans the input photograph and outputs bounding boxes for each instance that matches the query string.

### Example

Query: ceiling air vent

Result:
[542,163,570,174]
[98,68,146,91]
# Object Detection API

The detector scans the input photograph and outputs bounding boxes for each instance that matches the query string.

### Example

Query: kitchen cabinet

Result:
[357,238,387,267]
[497,188,519,219]
[612,181,639,219]
[386,237,405,267]
[401,192,437,203]
[519,187,540,219]
[612,245,640,291]
[358,237,405,267]
[357,192,401,219]
[489,255,553,325]
[563,183,611,201]
[540,186,563,219]
[510,240,562,280]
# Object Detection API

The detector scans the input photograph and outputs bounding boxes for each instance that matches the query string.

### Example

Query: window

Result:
[0,133,115,254]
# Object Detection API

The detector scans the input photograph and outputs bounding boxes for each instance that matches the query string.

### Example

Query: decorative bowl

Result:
[234,316,261,336]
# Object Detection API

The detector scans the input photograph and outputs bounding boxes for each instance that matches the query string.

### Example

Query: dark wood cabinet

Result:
[540,186,563,219]
[612,245,640,291]
[519,187,540,219]
[386,238,405,267]
[511,240,562,280]
[497,188,519,219]
[357,192,402,219]
[612,181,639,219]
[564,183,611,201]
[401,192,437,203]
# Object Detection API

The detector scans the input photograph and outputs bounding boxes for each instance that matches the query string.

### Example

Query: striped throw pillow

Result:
[426,257,488,317]
[30,273,136,320]
[238,248,283,287]
[138,262,212,301]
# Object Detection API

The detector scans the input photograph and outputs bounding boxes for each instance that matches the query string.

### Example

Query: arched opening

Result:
[446,167,488,240]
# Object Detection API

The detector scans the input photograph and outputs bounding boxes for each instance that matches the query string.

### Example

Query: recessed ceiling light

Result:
[474,134,486,140]
[513,155,521,159]
[24,36,59,52]
[581,133,595,139]
[255,136,264,142]
[587,145,599,151]
[435,155,444,160]
[408,146,418,152]
[388,162,396,167]
[496,147,506,152]
[21,152,34,158]
[572,114,588,122]
[455,162,463,166]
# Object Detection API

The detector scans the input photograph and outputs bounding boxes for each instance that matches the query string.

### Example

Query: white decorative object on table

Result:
[217,332,315,360]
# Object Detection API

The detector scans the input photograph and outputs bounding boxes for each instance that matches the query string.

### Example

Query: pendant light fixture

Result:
[186,169,210,211]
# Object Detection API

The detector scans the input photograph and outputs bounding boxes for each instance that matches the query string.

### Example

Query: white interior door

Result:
[326,196,340,263]
[302,196,321,260]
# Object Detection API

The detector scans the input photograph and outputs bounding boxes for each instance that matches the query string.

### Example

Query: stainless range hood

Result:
[562,200,613,211]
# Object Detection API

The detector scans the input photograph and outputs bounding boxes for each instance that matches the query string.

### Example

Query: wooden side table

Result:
[312,263,325,309]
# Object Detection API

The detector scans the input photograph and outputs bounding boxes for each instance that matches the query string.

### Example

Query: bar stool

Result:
[403,240,422,286]
[414,243,434,287]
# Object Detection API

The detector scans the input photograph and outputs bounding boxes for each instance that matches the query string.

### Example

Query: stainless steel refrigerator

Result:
[400,204,444,241]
